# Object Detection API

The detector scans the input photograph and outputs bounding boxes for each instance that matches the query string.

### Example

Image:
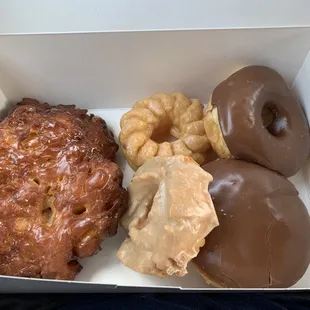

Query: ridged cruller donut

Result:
[119,92,211,170]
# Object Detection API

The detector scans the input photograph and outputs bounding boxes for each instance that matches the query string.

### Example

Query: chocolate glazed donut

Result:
[194,159,310,288]
[205,66,310,177]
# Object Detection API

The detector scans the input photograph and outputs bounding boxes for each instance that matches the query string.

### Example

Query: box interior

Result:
[1,27,310,291]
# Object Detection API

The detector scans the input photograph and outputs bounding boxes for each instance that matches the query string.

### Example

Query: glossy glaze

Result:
[212,65,310,177]
[0,99,127,280]
[195,159,310,288]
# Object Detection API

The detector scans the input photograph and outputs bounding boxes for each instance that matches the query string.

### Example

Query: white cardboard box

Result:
[1,14,310,292]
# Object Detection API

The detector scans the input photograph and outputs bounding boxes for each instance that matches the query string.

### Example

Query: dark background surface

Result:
[1,293,310,310]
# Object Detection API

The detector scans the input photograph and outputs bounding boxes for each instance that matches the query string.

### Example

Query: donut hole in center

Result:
[151,122,178,144]
[151,119,178,144]
[261,101,287,137]
[151,131,177,143]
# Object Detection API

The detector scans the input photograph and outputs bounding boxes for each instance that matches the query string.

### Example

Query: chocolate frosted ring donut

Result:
[204,66,310,177]
[120,93,210,170]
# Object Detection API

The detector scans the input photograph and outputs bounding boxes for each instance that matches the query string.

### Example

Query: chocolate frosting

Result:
[212,65,310,177]
[195,159,310,288]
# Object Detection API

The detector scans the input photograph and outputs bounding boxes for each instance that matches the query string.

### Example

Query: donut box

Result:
[1,2,310,293]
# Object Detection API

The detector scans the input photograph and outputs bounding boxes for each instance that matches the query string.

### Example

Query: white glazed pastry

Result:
[117,155,219,277]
